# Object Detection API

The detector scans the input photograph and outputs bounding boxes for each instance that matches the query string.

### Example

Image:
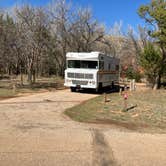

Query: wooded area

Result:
[0,0,165,89]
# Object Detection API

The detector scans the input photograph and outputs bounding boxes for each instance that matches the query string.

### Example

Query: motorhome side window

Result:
[108,64,111,70]
[116,65,119,71]
[68,60,98,69]
[99,61,104,70]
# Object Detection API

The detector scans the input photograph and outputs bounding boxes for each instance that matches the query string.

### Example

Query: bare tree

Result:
[48,0,71,76]
[69,8,105,52]
[0,13,18,76]
[15,5,49,83]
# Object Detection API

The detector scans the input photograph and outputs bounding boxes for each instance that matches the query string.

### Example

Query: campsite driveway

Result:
[0,89,166,166]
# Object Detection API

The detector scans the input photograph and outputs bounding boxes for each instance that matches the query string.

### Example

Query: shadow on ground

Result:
[74,85,121,95]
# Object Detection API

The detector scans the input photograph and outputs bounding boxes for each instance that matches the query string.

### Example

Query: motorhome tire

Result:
[111,81,114,89]
[97,83,102,93]
[70,87,76,92]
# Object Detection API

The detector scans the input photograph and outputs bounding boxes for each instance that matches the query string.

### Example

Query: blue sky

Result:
[0,0,150,31]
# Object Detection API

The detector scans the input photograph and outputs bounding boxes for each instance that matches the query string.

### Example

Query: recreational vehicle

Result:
[64,52,120,92]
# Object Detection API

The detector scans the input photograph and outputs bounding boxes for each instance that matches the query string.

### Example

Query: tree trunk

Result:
[20,66,24,86]
[27,68,32,85]
[32,69,36,84]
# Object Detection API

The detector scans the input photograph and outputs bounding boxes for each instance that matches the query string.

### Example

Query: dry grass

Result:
[65,90,166,133]
[0,76,64,99]
[0,89,17,99]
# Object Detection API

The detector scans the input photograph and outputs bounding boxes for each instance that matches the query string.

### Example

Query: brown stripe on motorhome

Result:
[98,71,118,74]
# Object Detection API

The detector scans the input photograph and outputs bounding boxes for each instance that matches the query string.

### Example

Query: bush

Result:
[126,66,142,82]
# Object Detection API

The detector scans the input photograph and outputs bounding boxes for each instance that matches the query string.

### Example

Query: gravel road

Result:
[0,89,165,166]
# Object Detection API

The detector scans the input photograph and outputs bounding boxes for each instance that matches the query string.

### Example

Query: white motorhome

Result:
[64,52,120,92]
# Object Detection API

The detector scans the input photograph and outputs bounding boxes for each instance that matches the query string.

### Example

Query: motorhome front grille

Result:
[75,73,84,78]
[84,74,93,79]
[67,73,93,79]
[67,72,75,78]
[72,80,88,85]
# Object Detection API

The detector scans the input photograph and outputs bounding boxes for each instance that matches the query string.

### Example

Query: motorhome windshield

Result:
[68,60,98,69]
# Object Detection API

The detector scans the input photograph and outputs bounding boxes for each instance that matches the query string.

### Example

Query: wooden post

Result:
[123,90,128,111]
[124,97,127,111]
[104,93,107,103]
[130,79,136,91]
[12,83,16,93]
[119,88,122,95]
[130,80,132,91]
[133,79,136,91]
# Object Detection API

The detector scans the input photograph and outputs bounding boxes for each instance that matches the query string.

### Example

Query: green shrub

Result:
[126,66,142,82]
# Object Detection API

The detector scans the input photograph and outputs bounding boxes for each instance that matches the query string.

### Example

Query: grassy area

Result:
[0,89,17,99]
[0,76,64,99]
[65,90,166,133]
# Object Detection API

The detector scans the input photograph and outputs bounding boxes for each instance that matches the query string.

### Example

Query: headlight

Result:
[92,81,95,85]
[89,81,95,85]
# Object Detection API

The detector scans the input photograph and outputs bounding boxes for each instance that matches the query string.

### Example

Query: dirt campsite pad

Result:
[0,89,166,166]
